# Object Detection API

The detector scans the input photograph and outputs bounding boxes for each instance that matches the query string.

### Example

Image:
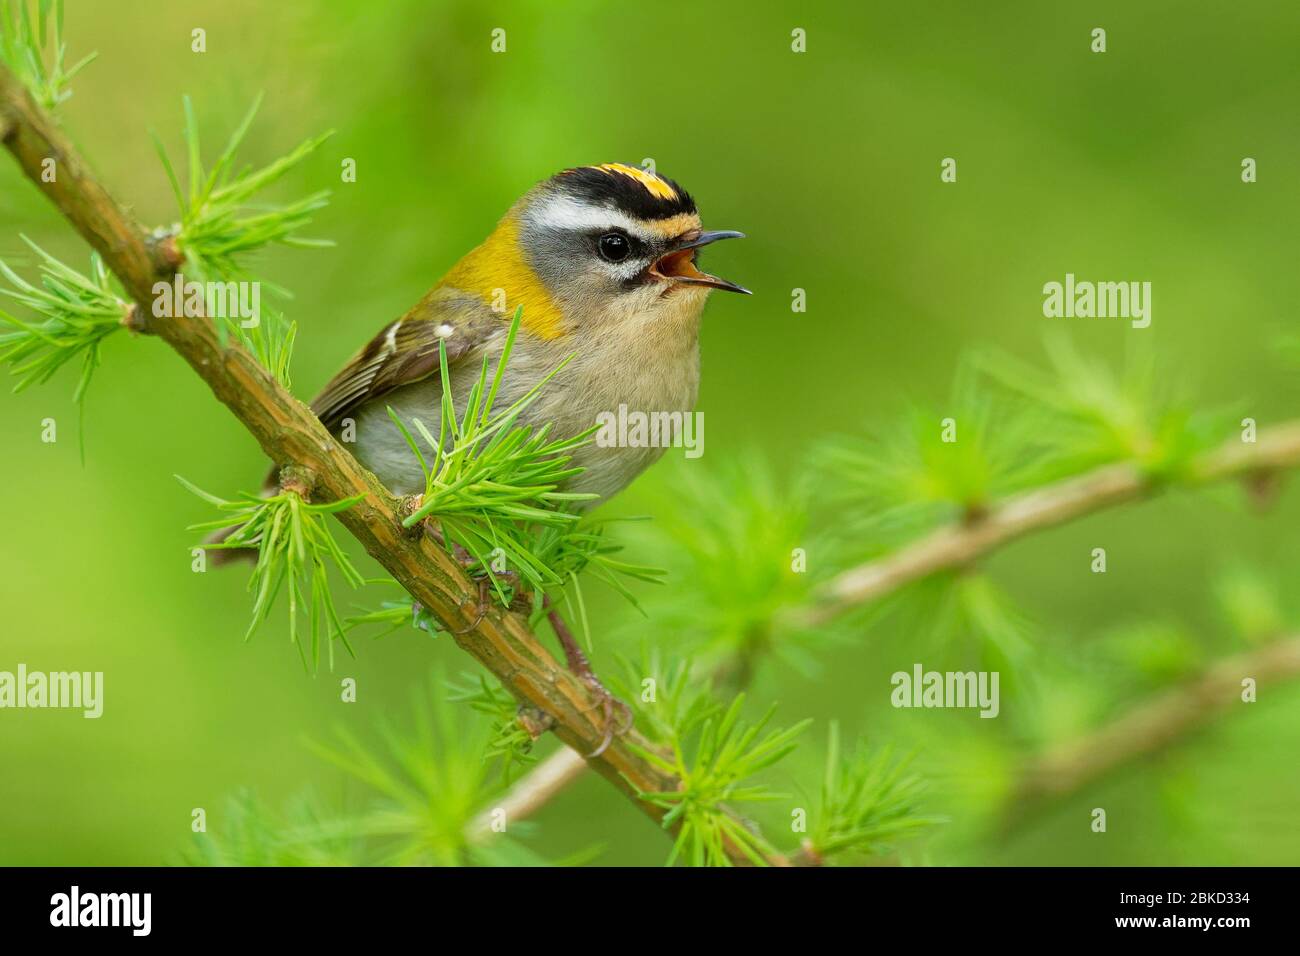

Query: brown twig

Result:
[0,64,777,863]
[468,747,589,842]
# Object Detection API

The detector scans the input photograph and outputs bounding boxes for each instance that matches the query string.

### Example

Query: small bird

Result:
[216,164,747,744]
[312,162,748,502]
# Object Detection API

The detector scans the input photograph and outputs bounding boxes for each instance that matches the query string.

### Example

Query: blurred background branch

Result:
[807,423,1300,625]
[470,422,1300,838]
[1006,632,1300,820]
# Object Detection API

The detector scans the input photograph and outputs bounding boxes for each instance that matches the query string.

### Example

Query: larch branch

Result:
[0,65,769,861]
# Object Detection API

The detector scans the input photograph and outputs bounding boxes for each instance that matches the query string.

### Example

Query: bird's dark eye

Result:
[597,232,630,262]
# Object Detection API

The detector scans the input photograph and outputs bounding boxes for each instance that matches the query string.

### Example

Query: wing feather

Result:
[309,291,493,432]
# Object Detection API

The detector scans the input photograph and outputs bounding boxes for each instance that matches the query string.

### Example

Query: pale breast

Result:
[350,292,705,502]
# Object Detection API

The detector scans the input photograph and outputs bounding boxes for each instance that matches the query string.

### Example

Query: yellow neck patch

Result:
[593,163,679,201]
[437,215,566,340]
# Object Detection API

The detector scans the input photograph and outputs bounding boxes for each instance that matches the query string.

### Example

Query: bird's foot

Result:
[402,498,529,620]
[450,567,531,634]
[544,597,633,757]
[576,670,635,759]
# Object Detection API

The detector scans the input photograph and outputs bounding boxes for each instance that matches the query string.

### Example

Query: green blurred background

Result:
[1,0,1297,865]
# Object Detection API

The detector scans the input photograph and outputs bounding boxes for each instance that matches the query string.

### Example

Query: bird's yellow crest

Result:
[592,163,679,201]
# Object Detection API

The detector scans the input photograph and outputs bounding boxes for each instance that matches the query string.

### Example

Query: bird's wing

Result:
[234,292,496,554]
[309,289,496,433]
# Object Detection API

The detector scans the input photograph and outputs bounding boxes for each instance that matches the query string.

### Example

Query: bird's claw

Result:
[451,568,528,634]
[579,672,634,758]
[451,577,493,634]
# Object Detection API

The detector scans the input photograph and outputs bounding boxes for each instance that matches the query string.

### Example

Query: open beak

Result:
[649,230,750,294]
